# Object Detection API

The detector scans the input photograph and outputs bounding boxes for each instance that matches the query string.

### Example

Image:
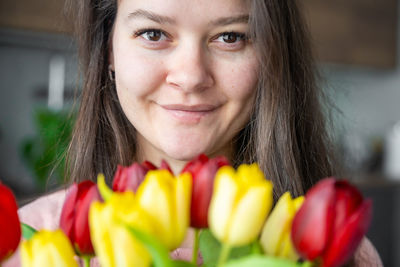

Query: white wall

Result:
[0,29,78,195]
[321,6,400,266]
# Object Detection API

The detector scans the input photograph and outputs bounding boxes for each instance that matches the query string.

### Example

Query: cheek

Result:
[220,56,259,101]
[113,42,166,98]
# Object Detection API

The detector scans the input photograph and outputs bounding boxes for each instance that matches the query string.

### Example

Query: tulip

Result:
[89,190,154,267]
[159,160,173,173]
[260,192,304,261]
[142,160,157,170]
[181,154,229,228]
[208,164,273,247]
[59,180,101,255]
[0,183,21,262]
[291,177,372,267]
[112,163,149,193]
[113,160,173,193]
[20,229,78,267]
[135,169,192,250]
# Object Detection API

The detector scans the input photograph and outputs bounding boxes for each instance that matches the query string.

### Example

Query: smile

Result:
[160,104,218,124]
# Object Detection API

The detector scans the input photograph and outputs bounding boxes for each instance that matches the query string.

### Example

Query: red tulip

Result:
[0,183,20,262]
[141,160,157,171]
[60,180,101,255]
[181,154,229,228]
[112,163,149,193]
[291,177,372,267]
[160,159,173,174]
[112,160,173,193]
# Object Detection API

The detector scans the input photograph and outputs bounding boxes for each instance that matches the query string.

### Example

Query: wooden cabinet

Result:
[302,0,398,68]
[0,0,71,33]
[0,0,398,68]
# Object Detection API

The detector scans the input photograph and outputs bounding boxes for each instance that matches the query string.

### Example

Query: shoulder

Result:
[18,189,67,230]
[353,237,383,267]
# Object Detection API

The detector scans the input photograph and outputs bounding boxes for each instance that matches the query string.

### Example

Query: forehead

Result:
[117,0,251,25]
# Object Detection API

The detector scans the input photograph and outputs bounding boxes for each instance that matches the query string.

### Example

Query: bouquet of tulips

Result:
[0,155,372,267]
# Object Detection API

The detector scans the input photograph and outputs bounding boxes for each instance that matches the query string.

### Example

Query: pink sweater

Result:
[3,190,382,267]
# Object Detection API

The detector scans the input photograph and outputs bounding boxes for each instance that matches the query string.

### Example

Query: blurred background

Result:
[0,0,399,265]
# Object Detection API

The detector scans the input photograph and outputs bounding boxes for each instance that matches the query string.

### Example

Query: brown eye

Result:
[135,29,167,42]
[146,30,162,41]
[222,32,238,43]
[217,32,247,44]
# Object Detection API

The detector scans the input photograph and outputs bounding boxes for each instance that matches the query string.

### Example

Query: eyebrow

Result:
[210,14,249,26]
[127,9,176,24]
[127,9,249,26]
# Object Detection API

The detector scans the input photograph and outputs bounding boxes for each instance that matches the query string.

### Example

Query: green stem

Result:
[216,243,231,267]
[191,228,200,265]
[82,255,91,267]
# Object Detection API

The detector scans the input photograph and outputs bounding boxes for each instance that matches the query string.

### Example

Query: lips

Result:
[160,104,218,123]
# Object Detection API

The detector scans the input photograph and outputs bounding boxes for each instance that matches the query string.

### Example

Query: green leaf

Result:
[250,240,263,255]
[21,223,37,240]
[223,255,311,267]
[122,223,173,267]
[171,260,197,267]
[19,107,76,190]
[199,230,254,267]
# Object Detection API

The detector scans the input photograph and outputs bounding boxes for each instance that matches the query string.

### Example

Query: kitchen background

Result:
[0,0,399,266]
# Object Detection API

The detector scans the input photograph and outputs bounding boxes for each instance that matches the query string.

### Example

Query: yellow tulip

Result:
[135,169,192,250]
[208,164,273,247]
[20,229,78,267]
[89,190,154,267]
[260,192,304,261]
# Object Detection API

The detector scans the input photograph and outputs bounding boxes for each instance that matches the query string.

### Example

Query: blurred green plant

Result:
[20,108,75,190]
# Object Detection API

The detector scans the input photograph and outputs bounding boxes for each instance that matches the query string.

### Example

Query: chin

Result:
[162,143,209,162]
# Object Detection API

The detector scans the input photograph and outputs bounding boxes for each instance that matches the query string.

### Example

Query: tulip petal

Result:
[59,183,78,242]
[174,173,192,248]
[74,185,101,254]
[136,170,175,249]
[260,192,293,256]
[142,160,157,170]
[113,163,148,193]
[322,199,372,267]
[0,184,20,262]
[279,230,301,261]
[89,202,116,267]
[190,159,218,228]
[112,165,125,191]
[209,166,238,243]
[185,155,229,228]
[0,184,18,216]
[237,163,266,185]
[332,180,363,235]
[60,180,99,255]
[21,230,78,267]
[291,178,336,260]
[90,194,154,267]
[229,184,273,246]
[160,160,173,174]
[181,154,209,175]
[278,196,304,261]
[112,227,152,267]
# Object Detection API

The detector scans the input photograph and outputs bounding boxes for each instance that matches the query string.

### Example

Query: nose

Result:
[165,42,214,93]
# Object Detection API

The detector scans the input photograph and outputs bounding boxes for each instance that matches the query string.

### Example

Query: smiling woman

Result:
[4,0,383,266]
[67,0,334,198]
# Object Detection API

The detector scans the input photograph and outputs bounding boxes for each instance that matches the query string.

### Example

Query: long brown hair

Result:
[66,0,337,198]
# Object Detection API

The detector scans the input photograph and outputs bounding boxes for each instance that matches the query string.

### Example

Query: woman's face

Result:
[110,0,259,166]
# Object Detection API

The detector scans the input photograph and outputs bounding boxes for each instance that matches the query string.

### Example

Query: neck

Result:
[135,136,234,175]
[136,147,189,175]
